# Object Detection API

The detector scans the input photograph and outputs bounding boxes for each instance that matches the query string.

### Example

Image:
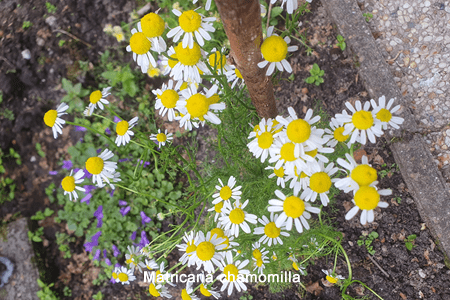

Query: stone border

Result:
[321,0,450,260]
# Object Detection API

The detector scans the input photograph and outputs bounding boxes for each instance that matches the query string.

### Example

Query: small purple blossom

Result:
[82,169,93,179]
[140,211,151,225]
[110,277,116,284]
[94,205,103,228]
[49,171,58,175]
[84,185,96,194]
[130,231,137,240]
[62,160,73,170]
[105,258,112,266]
[139,231,150,249]
[75,126,87,132]
[109,189,115,197]
[112,245,120,257]
[103,249,108,258]
[97,148,102,154]
[105,128,111,135]
[93,249,101,260]
[119,200,127,206]
[118,158,130,163]
[120,206,131,216]
[83,231,102,252]
[137,159,151,167]
[81,193,92,204]
[114,116,121,123]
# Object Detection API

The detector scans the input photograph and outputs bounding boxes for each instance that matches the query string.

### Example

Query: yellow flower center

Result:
[208,51,227,69]
[185,94,209,119]
[219,185,232,200]
[149,283,160,297]
[286,119,311,144]
[214,201,224,213]
[223,264,239,281]
[89,90,102,104]
[235,67,243,79]
[221,235,230,249]
[160,89,179,109]
[352,110,374,130]
[141,13,165,38]
[186,242,197,254]
[309,172,332,194]
[207,93,220,105]
[112,272,118,279]
[261,35,288,62]
[292,261,299,271]
[44,110,57,127]
[273,167,284,178]
[334,126,349,142]
[181,289,192,300]
[86,157,104,175]
[326,275,338,284]
[256,258,263,267]
[264,222,281,239]
[280,142,296,162]
[118,272,129,282]
[175,42,201,66]
[129,32,151,55]
[196,241,215,261]
[376,108,392,122]
[116,120,129,136]
[305,149,318,158]
[252,249,262,259]
[354,186,380,210]
[351,165,377,186]
[61,176,75,192]
[300,171,308,179]
[272,254,277,261]
[283,196,305,219]
[257,131,274,149]
[156,133,167,143]
[179,10,202,33]
[200,284,212,297]
[210,228,224,239]
[229,208,245,224]
[168,53,178,68]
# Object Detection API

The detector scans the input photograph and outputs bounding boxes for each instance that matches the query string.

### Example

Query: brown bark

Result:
[215,0,277,119]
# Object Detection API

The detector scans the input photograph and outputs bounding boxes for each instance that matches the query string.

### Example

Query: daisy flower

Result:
[247,118,277,163]
[149,283,172,298]
[125,245,145,273]
[271,0,298,14]
[139,12,167,53]
[205,86,224,111]
[177,231,199,266]
[193,0,213,10]
[207,47,231,75]
[287,167,310,195]
[257,26,298,76]
[85,149,118,188]
[335,153,377,193]
[150,129,173,147]
[301,162,339,206]
[152,79,182,121]
[268,136,309,176]
[335,100,383,145]
[114,266,136,285]
[167,9,215,48]
[217,251,250,296]
[253,253,269,275]
[126,24,158,73]
[86,87,111,116]
[104,170,121,190]
[207,201,226,222]
[268,190,320,233]
[304,146,334,164]
[225,65,245,89]
[265,165,287,188]
[188,231,226,273]
[181,282,200,300]
[161,46,178,76]
[219,199,258,238]
[324,117,351,148]
[209,227,239,250]
[370,95,404,130]
[115,117,138,147]
[288,255,305,274]
[322,269,345,285]
[43,102,69,139]
[144,258,159,271]
[199,282,221,299]
[253,213,290,246]
[177,84,226,130]
[61,169,85,201]
[345,185,391,225]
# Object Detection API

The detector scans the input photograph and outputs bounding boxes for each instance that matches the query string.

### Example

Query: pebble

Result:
[21,49,31,60]
[45,16,57,28]
[30,156,36,162]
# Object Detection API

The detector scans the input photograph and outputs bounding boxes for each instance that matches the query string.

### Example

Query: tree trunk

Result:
[215,0,277,119]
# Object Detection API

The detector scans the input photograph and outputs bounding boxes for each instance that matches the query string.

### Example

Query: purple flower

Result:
[118,158,130,163]
[84,185,96,194]
[83,231,101,252]
[93,249,101,260]
[97,148,102,154]
[119,200,127,206]
[140,211,151,225]
[139,231,149,249]
[112,245,120,257]
[110,277,116,284]
[137,160,151,167]
[62,160,73,170]
[75,126,87,132]
[103,249,108,258]
[49,171,58,175]
[92,231,102,242]
[114,116,121,123]
[115,263,121,268]
[94,205,103,228]
[81,193,92,204]
[109,189,115,197]
[105,258,112,266]
[130,231,137,240]
[82,169,92,179]
[120,206,131,216]
[105,128,111,135]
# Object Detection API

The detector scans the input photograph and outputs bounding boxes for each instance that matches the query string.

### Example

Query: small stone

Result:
[386,46,393,52]
[21,49,31,60]
[410,61,417,68]
[408,22,415,28]
[436,36,444,42]
[439,62,447,68]
[383,15,389,21]
[424,1,431,7]
[424,36,433,42]
[390,40,397,46]
[45,16,57,28]
[429,92,436,99]
[419,269,426,278]
[30,156,36,162]
[403,57,410,67]
[403,3,411,8]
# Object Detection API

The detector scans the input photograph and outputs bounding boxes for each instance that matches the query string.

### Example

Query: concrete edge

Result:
[321,0,450,260]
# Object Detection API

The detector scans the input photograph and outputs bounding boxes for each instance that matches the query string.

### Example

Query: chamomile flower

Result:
[171,42,208,83]
[43,102,69,139]
[209,227,239,250]
[139,12,167,53]
[219,199,258,238]
[86,87,111,116]
[161,46,178,76]
[268,190,320,233]
[335,153,377,193]
[199,282,220,299]
[253,253,269,275]
[271,0,298,14]
[322,269,345,285]
[254,213,290,246]
[288,255,305,273]
[115,266,136,285]
[177,231,199,266]
[104,170,121,190]
[177,84,226,130]
[207,47,231,75]
[207,201,226,222]
[304,146,334,165]
[188,231,226,273]
[324,117,351,147]
[149,283,172,298]
[257,26,298,76]
[167,9,215,48]
[370,96,404,130]
[193,0,213,10]
[335,100,383,145]
[287,167,310,195]
[181,282,200,300]
[150,129,173,147]
[144,258,159,271]
[247,118,277,163]
[225,65,245,89]
[217,251,250,296]
[268,136,309,176]
[345,185,391,225]
[126,245,145,273]
[126,25,158,73]
[85,149,118,188]
[301,162,339,206]
[115,117,138,147]
[265,165,287,188]
[152,80,182,121]
[61,169,85,201]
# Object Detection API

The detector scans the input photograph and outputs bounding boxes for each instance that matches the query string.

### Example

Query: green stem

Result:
[65,121,118,149]
[342,280,384,300]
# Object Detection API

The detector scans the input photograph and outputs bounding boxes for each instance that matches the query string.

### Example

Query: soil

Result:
[0,0,449,299]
